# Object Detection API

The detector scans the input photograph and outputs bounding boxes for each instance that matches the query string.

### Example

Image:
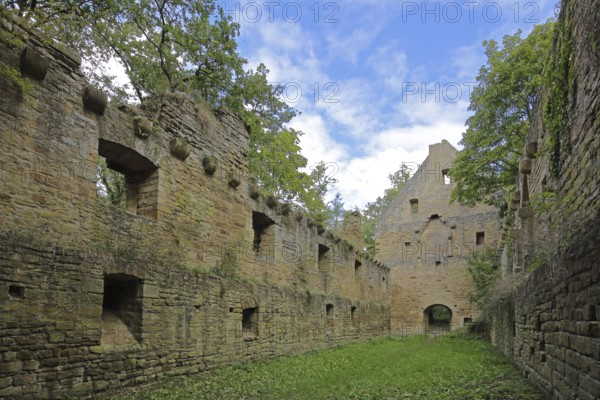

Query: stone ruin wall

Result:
[0,25,390,398]
[375,140,501,334]
[490,0,600,398]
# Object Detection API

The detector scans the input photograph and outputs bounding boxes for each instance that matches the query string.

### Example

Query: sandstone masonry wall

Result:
[375,140,501,334]
[490,0,600,398]
[0,24,389,398]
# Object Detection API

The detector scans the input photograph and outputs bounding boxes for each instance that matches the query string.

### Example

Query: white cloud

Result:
[295,113,348,166]
[366,44,409,89]
[335,145,428,209]
[449,43,486,81]
[325,27,380,65]
[315,78,383,139]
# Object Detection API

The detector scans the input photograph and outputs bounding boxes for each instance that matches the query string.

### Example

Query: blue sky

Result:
[220,0,557,208]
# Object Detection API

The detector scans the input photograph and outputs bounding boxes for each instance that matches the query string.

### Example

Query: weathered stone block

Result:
[13,373,35,386]
[0,377,11,389]
[0,385,23,397]
[22,360,39,371]
[0,361,22,374]
[583,304,597,321]
[571,335,593,356]
[48,332,65,343]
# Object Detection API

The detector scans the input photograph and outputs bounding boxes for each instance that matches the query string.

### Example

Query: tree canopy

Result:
[449,21,554,208]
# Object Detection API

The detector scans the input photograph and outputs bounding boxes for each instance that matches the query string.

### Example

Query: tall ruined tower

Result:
[375,140,501,333]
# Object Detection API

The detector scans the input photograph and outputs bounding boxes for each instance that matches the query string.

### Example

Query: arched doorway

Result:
[424,304,452,333]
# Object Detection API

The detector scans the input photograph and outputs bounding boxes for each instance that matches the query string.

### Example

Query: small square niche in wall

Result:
[9,285,24,300]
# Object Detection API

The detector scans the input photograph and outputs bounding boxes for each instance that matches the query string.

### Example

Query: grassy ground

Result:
[108,334,542,400]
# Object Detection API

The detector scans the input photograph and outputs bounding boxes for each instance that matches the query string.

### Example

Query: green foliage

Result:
[0,61,33,95]
[61,0,246,104]
[430,305,451,322]
[530,190,558,216]
[450,21,554,208]
[0,5,36,96]
[543,3,574,177]
[96,158,126,208]
[466,318,490,339]
[527,189,581,272]
[106,336,542,400]
[467,246,501,305]
[328,192,345,230]
[362,164,411,254]
[298,161,338,226]
[249,127,307,198]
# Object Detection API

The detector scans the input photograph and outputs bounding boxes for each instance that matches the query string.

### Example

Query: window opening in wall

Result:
[242,307,258,340]
[98,139,159,219]
[8,285,24,300]
[382,276,387,293]
[410,199,418,213]
[252,212,275,260]
[318,244,330,271]
[354,259,362,276]
[464,317,473,325]
[435,261,441,266]
[326,303,334,317]
[102,273,143,347]
[476,232,485,246]
[97,157,126,209]
[442,169,451,184]
[351,306,357,320]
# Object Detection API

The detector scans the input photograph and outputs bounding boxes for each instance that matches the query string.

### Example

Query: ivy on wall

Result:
[543,0,575,177]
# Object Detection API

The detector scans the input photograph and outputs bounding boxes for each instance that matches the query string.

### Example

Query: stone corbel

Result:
[519,159,532,174]
[20,47,49,80]
[83,85,108,115]
[170,138,191,160]
[202,156,217,175]
[133,116,153,139]
[524,141,538,159]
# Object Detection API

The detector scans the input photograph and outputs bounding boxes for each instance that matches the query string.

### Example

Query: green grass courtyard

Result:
[107,333,541,400]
